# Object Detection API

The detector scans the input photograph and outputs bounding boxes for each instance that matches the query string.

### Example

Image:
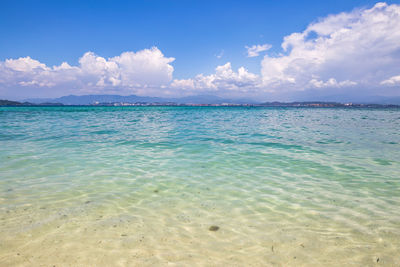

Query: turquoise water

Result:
[0,106,399,266]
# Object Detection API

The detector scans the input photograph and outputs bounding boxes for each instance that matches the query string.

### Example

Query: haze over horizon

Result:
[1,0,400,102]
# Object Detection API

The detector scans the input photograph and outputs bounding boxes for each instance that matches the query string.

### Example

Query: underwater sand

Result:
[0,106,399,266]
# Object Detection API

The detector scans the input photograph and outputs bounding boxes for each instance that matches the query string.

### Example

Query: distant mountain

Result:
[25,94,258,105]
[19,93,400,106]
[0,99,26,106]
[3,98,399,107]
[0,99,64,106]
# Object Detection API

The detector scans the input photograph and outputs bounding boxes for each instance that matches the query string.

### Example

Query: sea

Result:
[0,106,399,266]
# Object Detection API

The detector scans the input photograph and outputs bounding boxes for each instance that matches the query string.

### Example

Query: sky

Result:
[1,0,400,101]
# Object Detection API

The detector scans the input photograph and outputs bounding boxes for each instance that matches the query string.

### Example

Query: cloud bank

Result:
[0,47,175,98]
[171,63,260,94]
[1,2,400,100]
[260,1,400,97]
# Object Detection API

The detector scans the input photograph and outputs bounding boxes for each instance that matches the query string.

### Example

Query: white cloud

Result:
[171,62,260,92]
[110,48,174,87]
[4,56,49,72]
[246,44,272,57]
[309,78,357,88]
[0,47,174,96]
[261,2,400,94]
[0,57,78,89]
[381,75,400,85]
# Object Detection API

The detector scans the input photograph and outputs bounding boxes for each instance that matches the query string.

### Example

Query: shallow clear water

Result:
[0,106,399,266]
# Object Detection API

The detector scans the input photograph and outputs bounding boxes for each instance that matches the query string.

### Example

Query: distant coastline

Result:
[1,99,399,108]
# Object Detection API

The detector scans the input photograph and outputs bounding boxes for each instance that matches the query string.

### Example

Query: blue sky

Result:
[0,0,386,77]
[1,0,400,100]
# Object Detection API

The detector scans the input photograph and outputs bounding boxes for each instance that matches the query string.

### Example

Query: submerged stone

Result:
[209,225,219,231]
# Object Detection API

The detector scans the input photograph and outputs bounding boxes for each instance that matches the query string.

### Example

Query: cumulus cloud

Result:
[246,44,272,57]
[171,62,260,92]
[0,47,174,97]
[261,2,400,94]
[4,56,48,72]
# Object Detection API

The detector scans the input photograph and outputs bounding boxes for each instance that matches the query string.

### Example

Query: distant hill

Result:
[2,98,399,108]
[0,99,30,106]
[25,94,258,105]
[0,100,64,106]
